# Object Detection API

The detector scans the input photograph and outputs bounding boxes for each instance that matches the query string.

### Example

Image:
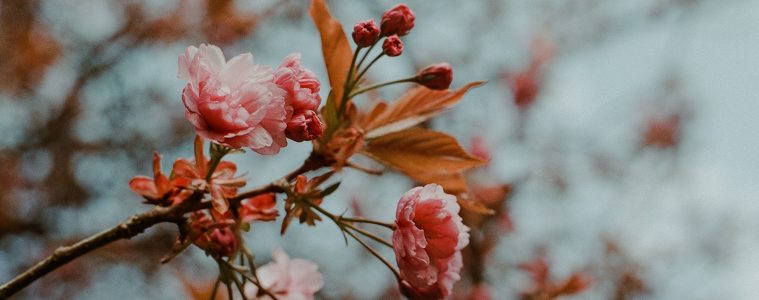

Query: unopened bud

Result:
[382,35,404,57]
[286,110,325,142]
[416,63,453,90]
[352,19,380,47]
[381,4,415,36]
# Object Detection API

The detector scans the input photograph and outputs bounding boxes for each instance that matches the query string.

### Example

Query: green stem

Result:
[225,280,233,300]
[205,145,230,181]
[341,216,396,230]
[348,77,416,98]
[344,223,393,248]
[353,53,384,86]
[344,228,401,280]
[209,276,221,300]
[356,43,377,72]
[339,47,362,117]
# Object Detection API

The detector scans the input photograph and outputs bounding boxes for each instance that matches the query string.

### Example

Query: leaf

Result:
[361,128,486,191]
[320,92,339,138]
[319,182,341,197]
[414,172,469,194]
[458,192,496,215]
[360,82,484,139]
[310,0,352,108]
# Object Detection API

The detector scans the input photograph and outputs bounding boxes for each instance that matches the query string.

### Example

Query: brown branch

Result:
[0,198,189,298]
[0,151,330,298]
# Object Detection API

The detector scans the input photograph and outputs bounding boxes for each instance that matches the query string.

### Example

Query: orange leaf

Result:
[415,172,469,194]
[359,82,484,138]
[309,0,352,105]
[458,192,496,215]
[361,128,486,190]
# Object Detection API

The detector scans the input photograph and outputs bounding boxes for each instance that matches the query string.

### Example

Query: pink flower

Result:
[245,249,324,300]
[382,35,404,57]
[352,19,380,47]
[392,184,470,299]
[187,212,237,257]
[286,110,325,142]
[178,44,287,154]
[381,4,415,36]
[273,53,321,114]
[416,63,453,90]
[274,53,324,142]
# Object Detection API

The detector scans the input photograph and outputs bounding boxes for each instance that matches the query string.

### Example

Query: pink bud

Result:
[286,110,325,142]
[352,19,380,47]
[207,227,237,257]
[380,4,415,36]
[416,63,453,90]
[382,35,404,57]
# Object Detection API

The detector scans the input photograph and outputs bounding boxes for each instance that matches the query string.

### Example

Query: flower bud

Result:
[382,35,404,57]
[416,63,453,90]
[207,227,237,257]
[286,110,325,142]
[352,19,380,47]
[380,4,415,36]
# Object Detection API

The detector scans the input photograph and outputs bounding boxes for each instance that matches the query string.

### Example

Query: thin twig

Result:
[209,276,221,300]
[343,223,393,248]
[344,229,401,281]
[340,216,396,230]
[218,259,279,300]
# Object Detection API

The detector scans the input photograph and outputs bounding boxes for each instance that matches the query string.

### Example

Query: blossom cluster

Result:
[178,44,324,155]
[127,2,474,300]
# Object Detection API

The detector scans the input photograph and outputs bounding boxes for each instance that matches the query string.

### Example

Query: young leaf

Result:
[319,182,341,197]
[360,81,484,139]
[361,128,486,192]
[458,192,496,215]
[412,172,469,194]
[309,0,352,107]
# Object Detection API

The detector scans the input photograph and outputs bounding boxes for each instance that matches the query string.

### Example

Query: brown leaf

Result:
[417,172,469,194]
[359,82,484,138]
[309,0,352,107]
[361,128,486,190]
[459,192,496,215]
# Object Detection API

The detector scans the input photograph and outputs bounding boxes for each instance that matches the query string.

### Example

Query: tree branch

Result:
[0,151,330,298]
[0,200,188,298]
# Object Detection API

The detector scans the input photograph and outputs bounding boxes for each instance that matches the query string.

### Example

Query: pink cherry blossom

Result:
[273,53,321,114]
[245,249,324,300]
[392,184,470,299]
[178,44,287,154]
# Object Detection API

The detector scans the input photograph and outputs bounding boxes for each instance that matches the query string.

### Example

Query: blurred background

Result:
[2,0,759,299]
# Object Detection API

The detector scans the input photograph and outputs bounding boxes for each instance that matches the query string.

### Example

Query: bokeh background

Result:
[2,0,759,299]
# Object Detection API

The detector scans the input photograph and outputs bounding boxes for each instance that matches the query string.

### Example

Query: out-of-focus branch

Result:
[0,197,192,298]
[0,152,329,298]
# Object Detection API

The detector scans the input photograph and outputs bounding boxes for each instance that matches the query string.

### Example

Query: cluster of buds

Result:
[349,4,452,92]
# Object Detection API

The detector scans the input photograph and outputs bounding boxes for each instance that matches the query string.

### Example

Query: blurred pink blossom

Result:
[245,249,324,300]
